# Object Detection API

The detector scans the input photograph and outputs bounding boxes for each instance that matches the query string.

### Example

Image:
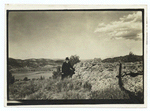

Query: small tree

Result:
[69,55,80,67]
[129,51,134,56]
[128,52,136,62]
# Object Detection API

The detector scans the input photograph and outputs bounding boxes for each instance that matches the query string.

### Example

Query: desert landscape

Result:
[8,53,144,103]
[7,10,144,105]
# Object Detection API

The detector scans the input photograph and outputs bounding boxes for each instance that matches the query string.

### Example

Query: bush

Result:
[52,66,62,79]
[93,58,102,63]
[69,55,80,67]
[23,77,28,81]
[90,87,130,99]
[83,81,92,91]
[57,66,61,72]
[32,78,36,80]
[40,76,45,80]
[8,71,15,84]
[62,90,88,99]
[9,80,42,99]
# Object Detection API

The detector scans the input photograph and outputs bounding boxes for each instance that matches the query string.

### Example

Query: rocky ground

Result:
[72,60,143,99]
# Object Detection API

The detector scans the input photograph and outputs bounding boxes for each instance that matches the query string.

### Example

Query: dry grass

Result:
[9,77,92,100]
[9,61,143,101]
[90,84,130,99]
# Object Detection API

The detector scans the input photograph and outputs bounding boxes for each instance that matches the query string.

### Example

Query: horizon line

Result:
[8,54,143,60]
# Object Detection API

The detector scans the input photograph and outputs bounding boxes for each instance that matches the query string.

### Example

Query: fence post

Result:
[119,62,122,77]
[118,61,123,87]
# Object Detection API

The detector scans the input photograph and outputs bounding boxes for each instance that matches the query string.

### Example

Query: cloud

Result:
[94,11,142,41]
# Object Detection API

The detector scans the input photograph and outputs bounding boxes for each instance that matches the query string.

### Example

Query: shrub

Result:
[49,77,52,79]
[11,76,15,84]
[129,51,134,56]
[40,76,45,80]
[62,90,88,99]
[9,80,44,100]
[83,81,92,91]
[23,77,28,81]
[107,68,114,71]
[93,58,102,63]
[90,87,130,99]
[8,71,15,84]
[57,66,61,72]
[69,55,80,67]
[25,91,43,100]
[32,78,36,80]
[52,66,62,79]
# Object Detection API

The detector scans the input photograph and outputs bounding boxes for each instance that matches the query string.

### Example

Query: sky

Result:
[8,11,143,60]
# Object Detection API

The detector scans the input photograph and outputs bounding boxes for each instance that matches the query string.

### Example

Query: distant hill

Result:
[8,58,64,72]
[8,54,143,72]
[102,54,143,63]
[8,58,23,68]
[9,54,143,69]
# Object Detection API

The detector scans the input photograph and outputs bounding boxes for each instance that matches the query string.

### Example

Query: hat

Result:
[65,57,69,60]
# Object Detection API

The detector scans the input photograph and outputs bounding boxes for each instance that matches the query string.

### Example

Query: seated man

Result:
[61,57,74,80]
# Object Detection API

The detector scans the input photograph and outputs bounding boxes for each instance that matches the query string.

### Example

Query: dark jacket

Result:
[62,62,73,75]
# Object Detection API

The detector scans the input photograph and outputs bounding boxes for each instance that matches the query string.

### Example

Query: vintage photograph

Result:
[6,5,146,106]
